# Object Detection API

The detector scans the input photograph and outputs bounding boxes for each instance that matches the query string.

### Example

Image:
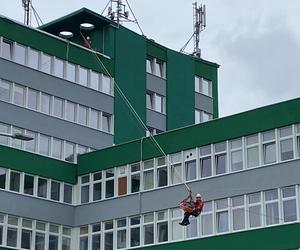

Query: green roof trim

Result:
[0,145,76,184]
[78,97,300,175]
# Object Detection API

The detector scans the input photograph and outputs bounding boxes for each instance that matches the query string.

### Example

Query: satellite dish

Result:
[59,31,74,39]
[80,23,95,31]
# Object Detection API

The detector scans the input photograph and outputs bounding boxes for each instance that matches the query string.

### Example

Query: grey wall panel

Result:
[146,109,166,131]
[0,190,74,226]
[195,92,213,114]
[146,73,166,96]
[0,58,113,114]
[0,101,113,149]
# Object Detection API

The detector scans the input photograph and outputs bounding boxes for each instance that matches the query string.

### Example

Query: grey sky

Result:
[2,0,300,117]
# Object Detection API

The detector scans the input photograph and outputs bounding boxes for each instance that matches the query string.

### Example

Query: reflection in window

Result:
[66,101,76,122]
[280,139,293,161]
[52,138,63,159]
[13,84,25,106]
[25,130,37,152]
[102,75,111,95]
[2,39,12,60]
[0,80,11,102]
[53,97,64,118]
[41,93,51,114]
[215,154,226,175]
[39,134,50,156]
[102,114,111,133]
[65,142,75,162]
[185,160,196,181]
[282,186,297,223]
[79,67,88,86]
[265,189,279,225]
[263,142,276,164]
[0,123,10,145]
[53,57,64,78]
[90,71,99,90]
[14,43,26,65]
[41,53,51,74]
[78,105,88,126]
[66,62,76,82]
[27,88,39,110]
[28,48,39,69]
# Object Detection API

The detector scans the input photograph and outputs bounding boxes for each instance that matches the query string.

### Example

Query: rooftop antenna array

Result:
[21,0,43,26]
[180,2,206,58]
[101,0,144,35]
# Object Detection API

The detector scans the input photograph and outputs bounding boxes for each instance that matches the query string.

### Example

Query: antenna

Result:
[101,0,144,35]
[22,0,32,25]
[180,2,206,58]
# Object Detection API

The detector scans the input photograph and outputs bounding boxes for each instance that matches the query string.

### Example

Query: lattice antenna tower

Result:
[193,2,206,58]
[22,0,32,25]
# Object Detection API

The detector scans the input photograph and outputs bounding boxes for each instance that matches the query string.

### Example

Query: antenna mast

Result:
[22,0,32,25]
[193,2,206,58]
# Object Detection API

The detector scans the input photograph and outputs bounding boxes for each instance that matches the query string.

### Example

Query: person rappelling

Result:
[179,190,204,226]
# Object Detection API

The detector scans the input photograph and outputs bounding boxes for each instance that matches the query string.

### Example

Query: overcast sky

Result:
[2,0,300,117]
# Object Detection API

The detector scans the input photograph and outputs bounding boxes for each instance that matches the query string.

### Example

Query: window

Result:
[66,62,76,82]
[170,208,183,241]
[185,159,196,181]
[14,43,26,65]
[51,181,60,201]
[104,221,114,250]
[216,198,229,233]
[200,145,212,178]
[263,130,276,164]
[143,159,154,190]
[79,67,88,86]
[37,177,48,198]
[231,195,245,231]
[0,123,10,145]
[130,217,140,247]
[65,101,76,122]
[105,169,115,198]
[65,142,75,162]
[78,105,88,126]
[155,94,164,113]
[2,39,13,60]
[230,138,243,171]
[25,130,37,152]
[143,213,154,245]
[21,219,32,250]
[0,168,6,189]
[91,172,102,201]
[264,189,279,225]
[90,71,99,90]
[102,113,111,133]
[52,138,63,159]
[62,227,71,250]
[146,58,153,74]
[215,142,227,175]
[81,175,90,203]
[282,186,297,222]
[248,192,262,228]
[11,126,24,149]
[118,166,127,196]
[154,60,164,78]
[102,75,111,95]
[201,201,213,236]
[195,109,200,124]
[39,134,50,156]
[157,211,168,242]
[92,223,101,250]
[53,97,64,118]
[41,93,51,114]
[157,157,167,187]
[195,76,200,93]
[130,163,140,193]
[28,48,39,69]
[279,126,294,161]
[35,222,46,250]
[170,153,182,184]
[195,109,212,124]
[117,218,127,249]
[49,224,59,250]
[246,134,259,168]
[89,109,99,129]
[13,84,25,106]
[27,88,39,110]
[80,226,89,250]
[53,57,64,78]
[146,92,154,110]
[24,174,34,195]
[41,53,52,74]
[63,184,73,204]
[196,77,212,97]
[0,79,11,102]
[7,216,18,247]
[10,171,20,192]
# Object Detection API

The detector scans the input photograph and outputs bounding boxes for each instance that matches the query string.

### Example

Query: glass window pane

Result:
[7,227,18,247]
[263,142,276,164]
[78,145,88,156]
[266,203,279,225]
[28,48,39,69]
[102,75,111,95]
[25,130,37,152]
[93,182,102,201]
[232,208,245,230]
[280,126,292,137]
[54,58,64,78]
[143,170,153,190]
[90,71,99,90]
[280,139,293,161]
[66,62,76,82]
[41,53,51,74]
[131,173,140,193]
[21,229,32,249]
[64,184,72,204]
[92,234,101,250]
[38,178,47,198]
[171,163,182,184]
[247,146,259,168]
[13,84,25,106]
[0,123,10,145]
[0,168,6,189]
[157,222,168,242]
[216,154,226,175]
[51,181,60,201]
[10,171,20,192]
[65,142,75,162]
[146,93,153,109]
[11,127,24,149]
[265,189,278,201]
[185,160,196,181]
[78,105,88,126]
[49,235,59,250]
[102,114,111,133]
[201,214,213,235]
[81,185,89,203]
[24,174,34,195]
[282,186,296,198]
[27,88,39,110]
[283,199,297,222]
[246,134,258,145]
[2,40,12,60]
[249,205,261,228]
[39,134,50,156]
[105,232,113,250]
[231,150,243,171]
[155,94,163,113]
[200,145,211,155]
[52,138,63,159]
[217,211,228,233]
[66,101,76,122]
[200,157,212,178]
[53,97,64,118]
[62,237,71,250]
[79,67,88,86]
[144,224,154,244]
[263,130,275,141]
[195,76,200,92]
[90,109,99,129]
[200,78,211,96]
[157,167,167,187]
[105,179,114,198]
[41,93,51,114]
[35,232,45,250]
[146,59,152,74]
[215,142,226,152]
[0,79,11,102]
[15,43,26,65]
[130,227,140,247]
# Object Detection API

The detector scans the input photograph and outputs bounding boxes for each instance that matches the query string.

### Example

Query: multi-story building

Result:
[0,7,299,250]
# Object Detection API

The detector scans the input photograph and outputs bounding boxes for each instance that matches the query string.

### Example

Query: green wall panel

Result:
[0,17,114,76]
[78,97,300,174]
[114,26,147,144]
[146,41,167,61]
[166,50,195,130]
[195,59,219,118]
[0,145,76,183]
[137,224,300,250]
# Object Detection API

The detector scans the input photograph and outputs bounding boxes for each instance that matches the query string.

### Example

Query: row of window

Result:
[0,168,73,204]
[195,76,212,97]
[146,92,166,114]
[0,37,114,95]
[146,57,166,79]
[0,122,94,162]
[0,214,72,250]
[79,124,300,204]
[195,109,213,124]
[78,185,299,250]
[0,78,113,134]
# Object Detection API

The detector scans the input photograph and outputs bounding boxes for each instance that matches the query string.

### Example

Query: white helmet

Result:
[196,193,201,198]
